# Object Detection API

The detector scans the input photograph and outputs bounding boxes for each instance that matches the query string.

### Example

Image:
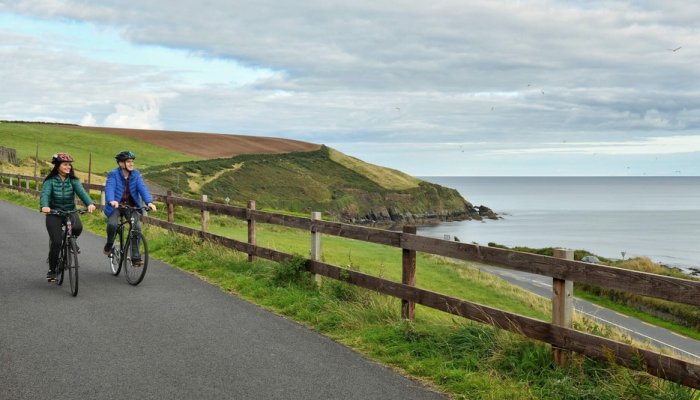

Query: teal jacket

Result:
[40,175,94,211]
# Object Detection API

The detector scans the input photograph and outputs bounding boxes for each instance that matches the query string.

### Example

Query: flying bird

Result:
[669,46,682,52]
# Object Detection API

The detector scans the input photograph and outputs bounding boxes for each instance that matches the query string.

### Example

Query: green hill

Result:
[142,145,494,224]
[0,122,494,224]
[0,122,198,174]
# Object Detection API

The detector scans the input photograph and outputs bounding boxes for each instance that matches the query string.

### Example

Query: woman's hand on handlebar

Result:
[147,202,157,212]
[109,201,119,208]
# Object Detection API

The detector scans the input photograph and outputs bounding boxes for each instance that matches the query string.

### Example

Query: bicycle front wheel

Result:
[110,228,123,276]
[68,238,79,296]
[123,230,148,286]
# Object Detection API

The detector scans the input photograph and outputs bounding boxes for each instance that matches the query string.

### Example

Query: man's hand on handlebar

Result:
[41,207,51,214]
[87,204,96,213]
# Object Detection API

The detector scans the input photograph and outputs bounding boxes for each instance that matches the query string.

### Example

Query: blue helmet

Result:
[115,150,136,162]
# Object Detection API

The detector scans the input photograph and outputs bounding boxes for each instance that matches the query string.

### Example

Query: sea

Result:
[418,177,700,274]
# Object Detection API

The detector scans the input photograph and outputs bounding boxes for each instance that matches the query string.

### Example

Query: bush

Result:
[271,255,315,288]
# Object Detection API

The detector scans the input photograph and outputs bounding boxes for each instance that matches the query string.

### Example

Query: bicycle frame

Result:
[109,205,150,285]
[49,209,84,296]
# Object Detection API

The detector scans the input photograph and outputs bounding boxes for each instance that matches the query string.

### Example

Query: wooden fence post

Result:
[100,190,106,206]
[201,194,209,232]
[167,190,174,223]
[247,200,256,262]
[310,212,322,283]
[9,176,13,186]
[552,247,574,366]
[402,225,417,321]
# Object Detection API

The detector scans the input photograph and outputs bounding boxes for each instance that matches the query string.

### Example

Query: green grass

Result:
[489,243,700,339]
[0,122,198,174]
[2,188,698,399]
[575,290,700,341]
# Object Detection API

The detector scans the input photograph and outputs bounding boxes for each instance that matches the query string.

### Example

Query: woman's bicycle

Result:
[108,205,150,285]
[49,208,85,296]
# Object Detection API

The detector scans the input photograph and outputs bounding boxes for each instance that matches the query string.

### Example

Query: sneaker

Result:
[103,243,113,255]
[71,244,81,254]
[46,270,56,281]
[132,257,143,267]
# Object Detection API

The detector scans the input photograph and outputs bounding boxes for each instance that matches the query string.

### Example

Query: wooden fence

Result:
[2,172,699,389]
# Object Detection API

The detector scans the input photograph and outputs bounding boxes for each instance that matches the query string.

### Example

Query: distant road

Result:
[0,201,444,400]
[470,263,700,362]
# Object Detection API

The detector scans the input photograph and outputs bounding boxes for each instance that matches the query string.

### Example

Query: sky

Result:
[1,1,699,176]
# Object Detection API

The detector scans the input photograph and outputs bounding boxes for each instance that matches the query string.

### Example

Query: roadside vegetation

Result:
[488,243,700,341]
[2,188,697,400]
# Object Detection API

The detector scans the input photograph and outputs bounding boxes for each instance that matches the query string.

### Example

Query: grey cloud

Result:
[2,1,700,175]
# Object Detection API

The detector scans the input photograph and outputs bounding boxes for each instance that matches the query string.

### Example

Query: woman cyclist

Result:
[40,153,96,281]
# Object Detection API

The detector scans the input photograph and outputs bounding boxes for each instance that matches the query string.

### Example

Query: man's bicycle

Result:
[108,205,150,285]
[49,209,85,296]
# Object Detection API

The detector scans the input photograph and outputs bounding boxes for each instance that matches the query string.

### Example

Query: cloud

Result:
[103,98,164,129]
[80,112,96,126]
[2,1,700,175]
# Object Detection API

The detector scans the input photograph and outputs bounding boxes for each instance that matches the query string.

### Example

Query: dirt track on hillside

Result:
[68,126,321,159]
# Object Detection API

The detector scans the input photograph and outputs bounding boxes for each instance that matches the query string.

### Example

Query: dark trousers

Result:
[106,209,141,245]
[46,213,82,270]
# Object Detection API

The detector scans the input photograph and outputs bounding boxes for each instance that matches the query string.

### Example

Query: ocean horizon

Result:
[418,176,700,274]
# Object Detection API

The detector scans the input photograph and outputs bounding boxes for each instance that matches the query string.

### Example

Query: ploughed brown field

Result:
[68,126,321,159]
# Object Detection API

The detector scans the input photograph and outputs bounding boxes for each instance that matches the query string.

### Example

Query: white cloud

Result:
[80,112,96,126]
[491,135,700,156]
[103,98,163,130]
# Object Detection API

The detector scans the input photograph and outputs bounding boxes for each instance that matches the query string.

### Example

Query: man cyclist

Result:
[103,150,157,266]
[40,153,96,281]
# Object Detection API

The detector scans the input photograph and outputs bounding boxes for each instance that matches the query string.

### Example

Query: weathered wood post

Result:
[100,190,106,207]
[552,247,574,366]
[25,177,29,189]
[247,200,256,262]
[166,190,175,223]
[401,225,417,321]
[310,212,322,283]
[201,194,209,232]
[9,175,13,186]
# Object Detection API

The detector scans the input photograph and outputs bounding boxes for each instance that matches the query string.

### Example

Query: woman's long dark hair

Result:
[43,163,78,182]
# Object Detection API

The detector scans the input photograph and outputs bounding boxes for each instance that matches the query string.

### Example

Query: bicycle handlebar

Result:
[48,208,87,216]
[117,205,152,212]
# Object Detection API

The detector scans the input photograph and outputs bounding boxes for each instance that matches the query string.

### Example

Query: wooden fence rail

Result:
[2,172,699,389]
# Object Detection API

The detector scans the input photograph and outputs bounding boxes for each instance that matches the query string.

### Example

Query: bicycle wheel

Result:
[67,238,79,296]
[57,242,66,286]
[109,228,123,276]
[123,230,148,285]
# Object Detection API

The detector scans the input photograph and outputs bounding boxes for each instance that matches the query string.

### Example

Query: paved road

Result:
[0,201,444,400]
[469,262,700,362]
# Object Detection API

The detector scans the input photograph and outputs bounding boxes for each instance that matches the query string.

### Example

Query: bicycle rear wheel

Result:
[57,243,65,286]
[123,230,148,285]
[109,228,123,276]
[68,238,79,296]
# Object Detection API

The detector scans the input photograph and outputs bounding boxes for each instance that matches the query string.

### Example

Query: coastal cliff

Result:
[142,146,497,225]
